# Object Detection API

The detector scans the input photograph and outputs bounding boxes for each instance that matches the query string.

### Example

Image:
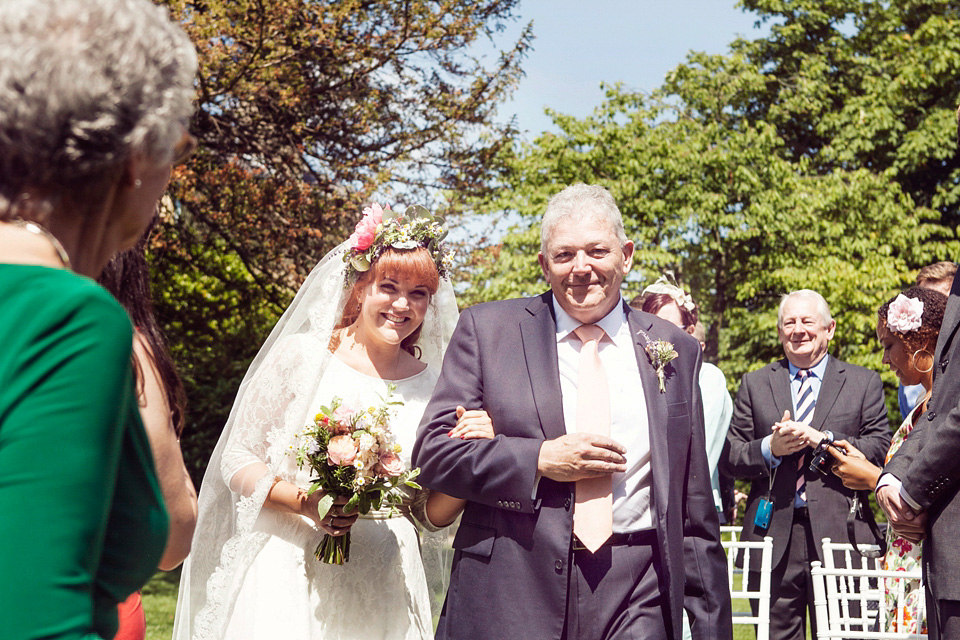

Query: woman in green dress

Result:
[0,0,197,637]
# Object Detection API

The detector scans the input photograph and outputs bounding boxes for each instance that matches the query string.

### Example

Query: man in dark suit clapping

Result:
[723,291,890,640]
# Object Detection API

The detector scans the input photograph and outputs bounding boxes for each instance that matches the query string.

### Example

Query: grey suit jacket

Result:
[412,293,731,640]
[723,356,890,569]
[885,272,960,600]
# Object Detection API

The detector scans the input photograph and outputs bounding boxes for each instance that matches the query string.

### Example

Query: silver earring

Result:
[134,179,142,189]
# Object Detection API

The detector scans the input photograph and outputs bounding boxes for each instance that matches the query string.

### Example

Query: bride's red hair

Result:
[332,247,440,356]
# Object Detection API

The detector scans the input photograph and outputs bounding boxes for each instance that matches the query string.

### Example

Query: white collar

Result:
[551,294,626,346]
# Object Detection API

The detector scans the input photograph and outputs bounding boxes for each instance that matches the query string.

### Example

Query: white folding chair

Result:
[811,559,926,639]
[819,537,884,632]
[721,527,773,640]
[821,537,883,572]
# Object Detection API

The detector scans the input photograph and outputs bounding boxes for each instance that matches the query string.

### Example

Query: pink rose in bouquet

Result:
[376,451,405,477]
[295,388,421,564]
[327,435,358,466]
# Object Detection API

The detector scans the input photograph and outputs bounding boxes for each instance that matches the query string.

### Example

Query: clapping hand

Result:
[770,410,827,456]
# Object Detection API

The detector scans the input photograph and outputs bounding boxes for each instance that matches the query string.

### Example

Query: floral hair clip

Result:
[886,294,924,333]
[641,271,695,312]
[344,202,454,282]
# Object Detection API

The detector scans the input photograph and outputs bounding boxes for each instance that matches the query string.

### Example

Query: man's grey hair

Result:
[778,289,833,329]
[540,183,628,254]
[0,0,197,220]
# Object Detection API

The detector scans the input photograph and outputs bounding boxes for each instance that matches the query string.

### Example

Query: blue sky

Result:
[494,0,768,139]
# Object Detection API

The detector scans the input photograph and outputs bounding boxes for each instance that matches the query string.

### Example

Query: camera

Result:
[808,432,840,476]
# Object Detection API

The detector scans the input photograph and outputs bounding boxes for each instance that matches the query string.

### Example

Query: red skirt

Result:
[114,591,145,640]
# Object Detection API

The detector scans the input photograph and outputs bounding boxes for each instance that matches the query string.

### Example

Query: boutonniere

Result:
[636,328,678,393]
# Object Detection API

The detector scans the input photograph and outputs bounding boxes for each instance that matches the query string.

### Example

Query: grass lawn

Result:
[142,569,180,640]
[140,566,806,640]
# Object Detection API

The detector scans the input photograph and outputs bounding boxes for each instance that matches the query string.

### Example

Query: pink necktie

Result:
[573,324,613,553]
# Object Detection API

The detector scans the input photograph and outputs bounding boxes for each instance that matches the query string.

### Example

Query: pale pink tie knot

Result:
[573,323,605,347]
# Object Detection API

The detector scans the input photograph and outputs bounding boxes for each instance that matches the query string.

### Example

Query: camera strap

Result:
[847,491,886,559]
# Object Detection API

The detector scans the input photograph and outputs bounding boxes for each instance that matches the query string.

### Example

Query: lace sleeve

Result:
[219,334,314,495]
[408,487,445,533]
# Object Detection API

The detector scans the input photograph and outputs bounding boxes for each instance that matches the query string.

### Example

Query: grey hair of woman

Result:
[0,0,197,222]
[778,289,833,329]
[540,183,629,253]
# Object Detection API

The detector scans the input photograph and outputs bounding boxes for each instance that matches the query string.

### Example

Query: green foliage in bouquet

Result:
[294,385,421,563]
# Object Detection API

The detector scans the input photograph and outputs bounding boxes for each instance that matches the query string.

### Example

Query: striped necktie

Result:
[795,369,816,503]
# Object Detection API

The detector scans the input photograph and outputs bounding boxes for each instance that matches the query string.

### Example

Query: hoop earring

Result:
[913,349,934,373]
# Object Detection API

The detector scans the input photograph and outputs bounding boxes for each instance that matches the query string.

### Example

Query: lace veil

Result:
[172,240,459,640]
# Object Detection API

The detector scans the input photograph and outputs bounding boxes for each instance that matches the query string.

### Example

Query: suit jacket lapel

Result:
[520,292,566,440]
[811,357,844,431]
[626,305,671,515]
[768,360,794,420]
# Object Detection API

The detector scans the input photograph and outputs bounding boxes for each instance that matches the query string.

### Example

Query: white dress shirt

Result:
[552,297,652,532]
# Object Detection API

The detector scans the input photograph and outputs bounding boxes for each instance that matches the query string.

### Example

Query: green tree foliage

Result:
[151,0,531,481]
[464,0,959,412]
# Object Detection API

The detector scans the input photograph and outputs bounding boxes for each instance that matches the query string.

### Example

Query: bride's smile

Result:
[358,275,431,345]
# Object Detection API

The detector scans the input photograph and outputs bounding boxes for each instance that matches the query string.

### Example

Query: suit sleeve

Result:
[412,308,542,512]
[681,345,734,640]
[844,371,890,467]
[722,373,773,480]
[900,394,960,511]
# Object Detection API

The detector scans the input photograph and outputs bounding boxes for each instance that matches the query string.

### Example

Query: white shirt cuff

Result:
[876,473,922,511]
[761,435,782,469]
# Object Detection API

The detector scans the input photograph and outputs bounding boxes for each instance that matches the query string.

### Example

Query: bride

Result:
[173,204,487,639]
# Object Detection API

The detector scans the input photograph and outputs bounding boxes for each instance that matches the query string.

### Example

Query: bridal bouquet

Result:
[294,385,421,564]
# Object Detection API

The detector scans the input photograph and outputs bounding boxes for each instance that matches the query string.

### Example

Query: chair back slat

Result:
[720,527,773,640]
[811,551,926,639]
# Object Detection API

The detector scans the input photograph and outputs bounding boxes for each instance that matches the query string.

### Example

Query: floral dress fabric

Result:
[882,407,926,635]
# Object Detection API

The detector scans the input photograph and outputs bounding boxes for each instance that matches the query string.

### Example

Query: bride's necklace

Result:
[11,219,72,269]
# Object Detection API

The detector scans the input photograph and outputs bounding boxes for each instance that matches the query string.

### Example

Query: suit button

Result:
[555,560,563,572]
[943,358,950,369]
[497,500,503,507]
[564,498,571,509]
[928,412,937,421]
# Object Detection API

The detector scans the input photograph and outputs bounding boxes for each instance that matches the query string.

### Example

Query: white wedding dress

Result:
[221,356,439,639]
[173,240,460,640]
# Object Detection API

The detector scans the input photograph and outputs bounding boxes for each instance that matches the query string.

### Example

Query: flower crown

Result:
[886,294,924,334]
[641,271,695,312]
[343,203,454,282]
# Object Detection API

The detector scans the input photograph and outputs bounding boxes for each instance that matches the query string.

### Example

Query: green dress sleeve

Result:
[0,267,168,639]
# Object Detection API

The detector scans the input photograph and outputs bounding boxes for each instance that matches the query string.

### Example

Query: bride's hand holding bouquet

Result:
[295,386,422,564]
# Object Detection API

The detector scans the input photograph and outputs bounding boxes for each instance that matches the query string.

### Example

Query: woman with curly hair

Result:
[829,285,948,635]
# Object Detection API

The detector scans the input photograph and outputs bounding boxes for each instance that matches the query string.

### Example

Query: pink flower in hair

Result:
[348,203,388,251]
[887,294,924,333]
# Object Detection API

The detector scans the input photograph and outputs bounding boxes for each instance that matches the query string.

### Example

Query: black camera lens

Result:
[808,440,835,476]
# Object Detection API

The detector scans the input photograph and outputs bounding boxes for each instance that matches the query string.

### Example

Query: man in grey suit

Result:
[413,184,731,640]
[879,269,960,639]
[723,290,890,640]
